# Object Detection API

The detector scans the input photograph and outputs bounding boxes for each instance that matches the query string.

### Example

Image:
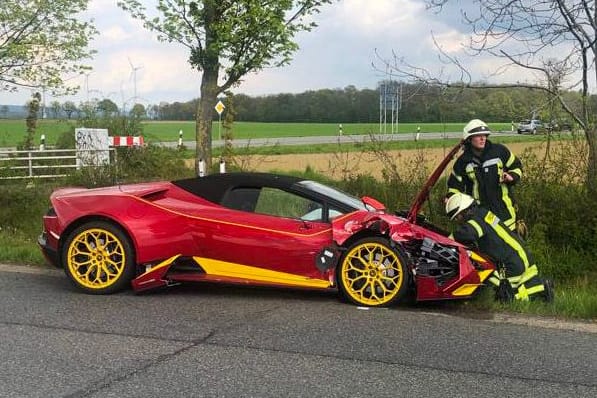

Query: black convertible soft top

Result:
[172,172,306,204]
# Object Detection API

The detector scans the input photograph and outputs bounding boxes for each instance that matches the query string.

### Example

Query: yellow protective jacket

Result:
[447,140,522,230]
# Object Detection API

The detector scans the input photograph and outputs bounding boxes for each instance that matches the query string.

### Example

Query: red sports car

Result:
[38,143,494,307]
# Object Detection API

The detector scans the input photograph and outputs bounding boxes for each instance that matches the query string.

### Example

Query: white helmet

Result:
[463,119,491,140]
[445,193,476,220]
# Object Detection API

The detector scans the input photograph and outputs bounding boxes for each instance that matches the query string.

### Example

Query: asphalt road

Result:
[168,131,474,149]
[0,130,543,153]
[1,264,596,398]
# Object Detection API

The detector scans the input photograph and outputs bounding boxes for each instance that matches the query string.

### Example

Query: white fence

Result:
[0,148,116,180]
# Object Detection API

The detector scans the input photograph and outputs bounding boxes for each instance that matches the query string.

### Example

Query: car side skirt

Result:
[191,257,331,289]
[132,255,331,293]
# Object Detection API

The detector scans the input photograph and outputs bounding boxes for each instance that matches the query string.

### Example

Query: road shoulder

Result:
[2,262,595,333]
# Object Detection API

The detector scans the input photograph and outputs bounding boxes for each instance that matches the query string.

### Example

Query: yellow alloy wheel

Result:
[339,238,407,307]
[63,222,134,293]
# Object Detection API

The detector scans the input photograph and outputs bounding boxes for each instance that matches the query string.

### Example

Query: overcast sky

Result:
[0,0,544,107]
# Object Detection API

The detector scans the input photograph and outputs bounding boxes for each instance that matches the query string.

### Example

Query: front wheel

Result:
[61,221,136,294]
[337,237,409,307]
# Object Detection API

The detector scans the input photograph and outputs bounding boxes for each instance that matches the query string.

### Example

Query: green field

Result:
[0,119,515,147]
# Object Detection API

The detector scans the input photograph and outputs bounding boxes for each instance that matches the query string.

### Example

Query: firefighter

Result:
[447,119,523,233]
[445,192,553,302]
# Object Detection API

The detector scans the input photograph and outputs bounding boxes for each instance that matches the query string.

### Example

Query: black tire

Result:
[61,221,136,294]
[337,237,409,307]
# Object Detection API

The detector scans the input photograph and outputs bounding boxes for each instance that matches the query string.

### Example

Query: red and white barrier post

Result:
[109,136,144,147]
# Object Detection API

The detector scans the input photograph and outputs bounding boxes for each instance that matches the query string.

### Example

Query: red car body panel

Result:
[39,141,494,302]
[47,183,335,277]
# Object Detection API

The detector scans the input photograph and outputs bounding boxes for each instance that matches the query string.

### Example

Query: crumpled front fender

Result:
[331,210,403,246]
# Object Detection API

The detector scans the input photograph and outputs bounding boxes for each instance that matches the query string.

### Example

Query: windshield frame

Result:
[296,180,368,211]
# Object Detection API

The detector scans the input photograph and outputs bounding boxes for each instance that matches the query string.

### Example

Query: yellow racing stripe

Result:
[193,256,330,289]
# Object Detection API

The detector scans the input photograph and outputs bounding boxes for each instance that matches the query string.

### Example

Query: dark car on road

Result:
[547,120,573,132]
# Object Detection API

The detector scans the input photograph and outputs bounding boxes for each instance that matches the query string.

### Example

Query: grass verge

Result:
[0,230,45,266]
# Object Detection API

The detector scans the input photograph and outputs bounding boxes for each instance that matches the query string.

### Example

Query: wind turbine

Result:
[127,57,143,103]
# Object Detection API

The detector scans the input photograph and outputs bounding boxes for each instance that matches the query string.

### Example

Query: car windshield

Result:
[297,180,368,211]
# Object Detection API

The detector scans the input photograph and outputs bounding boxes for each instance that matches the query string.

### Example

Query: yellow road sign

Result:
[215,100,225,115]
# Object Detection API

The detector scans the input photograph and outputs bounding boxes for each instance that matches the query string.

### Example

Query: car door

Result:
[199,186,336,280]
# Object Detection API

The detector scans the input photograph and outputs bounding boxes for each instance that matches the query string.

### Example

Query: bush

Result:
[0,181,56,237]
[114,145,192,181]
[62,145,192,187]
[514,140,597,279]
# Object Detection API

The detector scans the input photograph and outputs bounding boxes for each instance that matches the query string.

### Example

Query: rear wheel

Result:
[61,221,135,294]
[337,237,409,307]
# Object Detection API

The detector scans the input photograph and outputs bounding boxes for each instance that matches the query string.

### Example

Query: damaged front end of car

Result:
[325,140,495,303]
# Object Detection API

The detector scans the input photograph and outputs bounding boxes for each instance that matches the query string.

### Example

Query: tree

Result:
[146,104,159,120]
[62,101,77,120]
[23,92,41,149]
[78,100,98,120]
[130,103,146,119]
[50,100,62,119]
[221,91,236,165]
[0,1,97,94]
[97,99,119,116]
[118,0,333,173]
[405,0,597,191]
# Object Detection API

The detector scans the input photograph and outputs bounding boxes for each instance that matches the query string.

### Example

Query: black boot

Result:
[542,279,555,303]
[495,278,514,303]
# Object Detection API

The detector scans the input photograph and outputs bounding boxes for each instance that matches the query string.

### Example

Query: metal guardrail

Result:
[0,148,116,180]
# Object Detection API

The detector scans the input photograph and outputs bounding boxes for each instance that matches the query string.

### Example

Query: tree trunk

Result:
[586,128,597,193]
[195,68,219,175]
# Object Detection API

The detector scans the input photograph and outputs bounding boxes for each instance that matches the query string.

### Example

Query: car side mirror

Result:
[361,196,386,211]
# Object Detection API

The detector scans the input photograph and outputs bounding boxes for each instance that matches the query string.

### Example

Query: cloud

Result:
[1,0,447,105]
[1,0,584,107]
[237,0,440,95]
